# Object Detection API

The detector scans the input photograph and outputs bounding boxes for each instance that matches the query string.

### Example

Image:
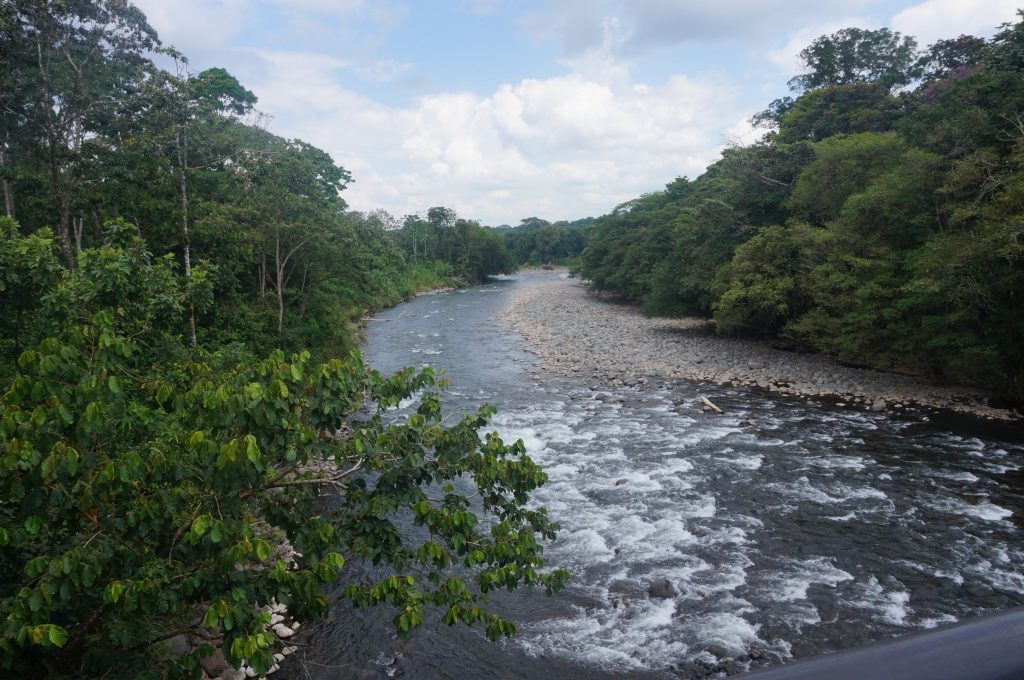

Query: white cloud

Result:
[247,48,739,224]
[890,0,1019,46]
[133,0,251,62]
[725,116,761,147]
[521,0,883,59]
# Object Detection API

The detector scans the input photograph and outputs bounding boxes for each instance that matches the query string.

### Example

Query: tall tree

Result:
[141,51,256,345]
[427,206,457,263]
[6,0,158,267]
[788,27,920,93]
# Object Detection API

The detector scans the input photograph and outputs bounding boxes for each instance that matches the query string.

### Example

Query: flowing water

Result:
[285,273,1024,679]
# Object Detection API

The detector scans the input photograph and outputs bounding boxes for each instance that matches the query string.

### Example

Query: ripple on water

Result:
[326,280,1024,680]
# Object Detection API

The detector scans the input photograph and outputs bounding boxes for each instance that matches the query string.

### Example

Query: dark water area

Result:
[282,272,1024,679]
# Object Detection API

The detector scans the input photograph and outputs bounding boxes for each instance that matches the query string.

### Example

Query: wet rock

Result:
[165,634,189,658]
[199,649,229,676]
[647,577,679,599]
[871,399,886,412]
[615,479,628,485]
[706,644,730,660]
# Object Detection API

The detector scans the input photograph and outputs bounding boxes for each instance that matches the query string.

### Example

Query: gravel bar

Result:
[500,273,1019,422]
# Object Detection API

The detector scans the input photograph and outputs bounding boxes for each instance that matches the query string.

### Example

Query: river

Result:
[283,272,1024,679]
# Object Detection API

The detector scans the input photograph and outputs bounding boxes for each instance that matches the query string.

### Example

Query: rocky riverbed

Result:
[500,273,1020,422]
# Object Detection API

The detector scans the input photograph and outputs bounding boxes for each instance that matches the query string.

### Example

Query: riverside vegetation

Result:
[3,2,1023,679]
[577,19,1024,413]
[0,2,565,678]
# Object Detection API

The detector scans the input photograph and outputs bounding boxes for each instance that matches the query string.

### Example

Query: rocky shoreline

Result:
[500,273,1020,422]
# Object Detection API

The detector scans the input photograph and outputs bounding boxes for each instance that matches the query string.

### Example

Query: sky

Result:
[132,0,1021,226]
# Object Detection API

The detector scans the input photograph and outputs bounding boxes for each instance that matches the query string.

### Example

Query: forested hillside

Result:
[0,2,561,677]
[577,18,1024,405]
[0,4,514,365]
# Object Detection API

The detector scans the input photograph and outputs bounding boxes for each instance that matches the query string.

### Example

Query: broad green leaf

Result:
[192,515,210,537]
[47,626,68,647]
[24,516,43,536]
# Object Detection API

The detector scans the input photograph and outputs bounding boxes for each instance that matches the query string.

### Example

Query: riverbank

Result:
[500,272,1020,421]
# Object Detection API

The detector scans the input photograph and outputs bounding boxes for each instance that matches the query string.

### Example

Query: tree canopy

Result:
[0,1,565,677]
[788,27,921,92]
[577,17,1024,405]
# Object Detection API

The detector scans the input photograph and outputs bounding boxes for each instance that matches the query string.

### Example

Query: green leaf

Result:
[255,539,271,562]
[104,582,124,604]
[57,404,74,425]
[47,626,68,647]
[192,515,210,537]
[24,516,43,536]
[107,376,121,394]
[245,438,260,463]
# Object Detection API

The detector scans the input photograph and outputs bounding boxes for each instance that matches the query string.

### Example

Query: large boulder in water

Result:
[648,577,679,599]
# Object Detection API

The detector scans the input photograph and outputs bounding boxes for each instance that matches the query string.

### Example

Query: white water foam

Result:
[765,558,854,602]
[930,498,1014,523]
[845,576,912,626]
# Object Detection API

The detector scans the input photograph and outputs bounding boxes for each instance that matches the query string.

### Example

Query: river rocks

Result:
[648,578,679,599]
[200,649,229,676]
[871,399,886,412]
[165,634,190,658]
[498,278,1017,421]
[272,623,295,638]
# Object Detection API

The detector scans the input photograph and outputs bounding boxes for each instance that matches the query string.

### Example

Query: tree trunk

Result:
[271,227,307,337]
[0,146,13,218]
[47,131,76,268]
[177,128,197,347]
[275,226,284,335]
[298,265,309,321]
[57,193,75,268]
[259,251,267,298]
[73,216,83,252]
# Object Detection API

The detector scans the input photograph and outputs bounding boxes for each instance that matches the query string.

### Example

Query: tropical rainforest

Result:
[578,19,1024,406]
[0,1,565,678]
[4,0,1024,677]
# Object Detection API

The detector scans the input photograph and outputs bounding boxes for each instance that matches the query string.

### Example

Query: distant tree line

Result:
[388,206,516,284]
[491,216,593,266]
[576,17,1024,405]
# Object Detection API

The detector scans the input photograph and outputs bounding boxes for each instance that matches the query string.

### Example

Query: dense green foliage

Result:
[578,18,1024,404]
[494,217,593,267]
[0,1,564,677]
[390,207,516,284]
[0,4,513,363]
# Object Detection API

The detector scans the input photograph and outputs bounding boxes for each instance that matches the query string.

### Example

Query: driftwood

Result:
[699,395,723,414]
